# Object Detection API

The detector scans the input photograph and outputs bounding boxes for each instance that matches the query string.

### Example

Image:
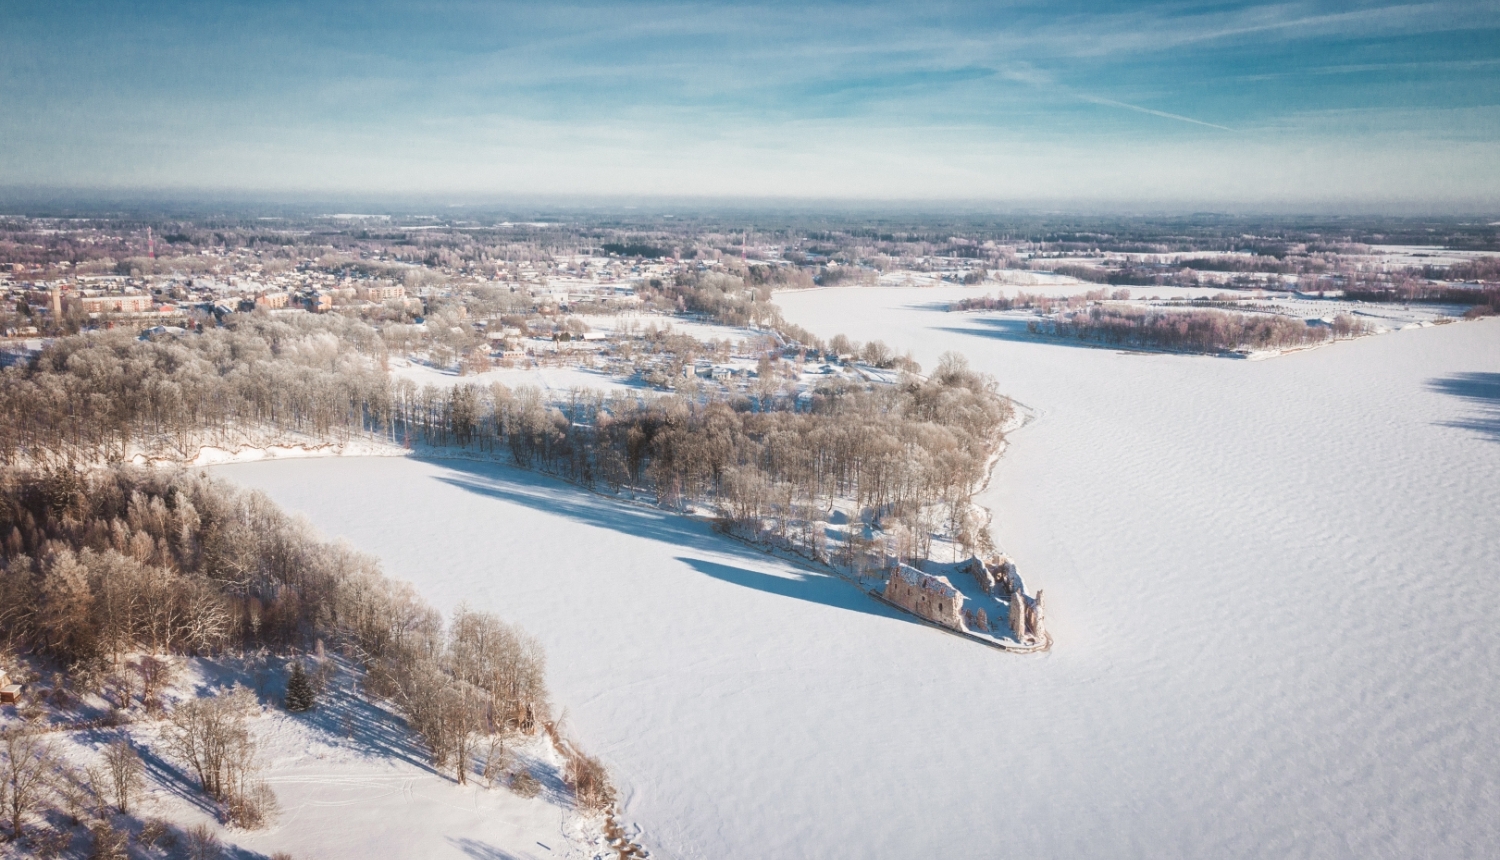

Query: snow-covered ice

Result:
[218,285,1500,859]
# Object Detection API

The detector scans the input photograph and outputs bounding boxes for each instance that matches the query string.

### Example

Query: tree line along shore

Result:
[0,273,1025,855]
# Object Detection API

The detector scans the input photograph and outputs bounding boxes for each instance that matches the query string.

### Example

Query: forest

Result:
[0,465,609,842]
[0,303,1013,570]
[0,314,391,466]
[396,351,1011,565]
[1344,280,1500,317]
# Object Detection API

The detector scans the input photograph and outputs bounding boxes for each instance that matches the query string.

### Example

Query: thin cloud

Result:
[1078,95,1234,131]
[1000,64,1231,131]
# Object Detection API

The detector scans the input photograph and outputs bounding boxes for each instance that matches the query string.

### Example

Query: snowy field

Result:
[27,658,610,860]
[218,285,1500,859]
[392,357,643,396]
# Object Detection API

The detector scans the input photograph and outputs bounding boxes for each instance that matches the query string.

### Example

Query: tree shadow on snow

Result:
[292,674,442,776]
[423,457,754,561]
[902,299,960,313]
[938,318,1068,346]
[937,317,1159,354]
[447,838,526,860]
[1428,371,1500,442]
[129,738,222,818]
[419,457,915,628]
[677,557,897,622]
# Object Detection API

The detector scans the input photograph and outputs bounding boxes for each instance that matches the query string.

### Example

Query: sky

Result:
[3,0,1499,208]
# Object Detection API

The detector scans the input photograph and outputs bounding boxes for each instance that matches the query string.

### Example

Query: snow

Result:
[1362,245,1492,267]
[392,357,643,396]
[584,314,764,346]
[8,657,611,860]
[242,698,604,860]
[175,438,406,466]
[217,285,1500,859]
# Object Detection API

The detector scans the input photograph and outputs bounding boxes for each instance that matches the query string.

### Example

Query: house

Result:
[884,564,965,631]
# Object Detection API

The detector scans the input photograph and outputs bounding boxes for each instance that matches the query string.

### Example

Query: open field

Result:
[219,287,1500,859]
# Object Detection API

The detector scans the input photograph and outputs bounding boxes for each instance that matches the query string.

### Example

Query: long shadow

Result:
[510,746,572,809]
[205,657,439,777]
[135,740,223,817]
[421,456,760,562]
[938,316,1182,354]
[447,838,524,860]
[292,676,439,775]
[938,317,1090,349]
[902,299,961,313]
[416,456,915,627]
[677,556,893,621]
[1428,371,1500,441]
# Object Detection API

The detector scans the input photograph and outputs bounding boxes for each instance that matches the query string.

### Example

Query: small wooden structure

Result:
[0,671,21,704]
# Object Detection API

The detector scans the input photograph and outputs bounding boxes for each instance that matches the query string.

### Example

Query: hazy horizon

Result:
[3,187,1499,221]
[5,1,1499,207]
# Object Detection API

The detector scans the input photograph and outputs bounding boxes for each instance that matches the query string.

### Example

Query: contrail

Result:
[1079,95,1234,131]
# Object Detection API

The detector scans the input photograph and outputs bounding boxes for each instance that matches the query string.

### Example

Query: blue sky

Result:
[3,1,1498,206]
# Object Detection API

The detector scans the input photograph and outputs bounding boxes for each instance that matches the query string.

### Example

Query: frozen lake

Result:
[219,288,1500,859]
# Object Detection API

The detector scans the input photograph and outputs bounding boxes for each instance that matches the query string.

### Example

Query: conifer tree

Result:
[285,661,315,712]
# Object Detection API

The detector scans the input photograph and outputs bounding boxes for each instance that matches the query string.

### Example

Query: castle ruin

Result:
[964,555,1019,597]
[1008,589,1048,645]
[886,560,1049,649]
[884,564,965,631]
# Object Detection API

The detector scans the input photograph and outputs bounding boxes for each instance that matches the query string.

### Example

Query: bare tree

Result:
[184,822,221,860]
[562,745,615,814]
[164,686,258,803]
[137,656,175,715]
[52,762,98,827]
[102,737,144,814]
[2,727,56,840]
[88,821,128,860]
[441,682,484,785]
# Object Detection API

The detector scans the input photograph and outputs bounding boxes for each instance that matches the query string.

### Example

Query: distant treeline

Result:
[1048,261,1315,287]
[0,466,606,800]
[601,242,668,259]
[1049,264,1156,286]
[1428,257,1500,283]
[1345,282,1500,317]
[1027,307,1370,354]
[950,289,1126,314]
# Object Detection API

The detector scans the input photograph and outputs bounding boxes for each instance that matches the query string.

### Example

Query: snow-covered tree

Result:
[285,661,316,712]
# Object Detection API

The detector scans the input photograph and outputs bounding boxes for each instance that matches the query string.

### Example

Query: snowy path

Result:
[218,290,1500,859]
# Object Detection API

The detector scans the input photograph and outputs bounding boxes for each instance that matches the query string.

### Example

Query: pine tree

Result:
[285,660,315,712]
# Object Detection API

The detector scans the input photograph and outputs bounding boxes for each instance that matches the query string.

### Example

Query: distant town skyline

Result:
[4,0,1499,207]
